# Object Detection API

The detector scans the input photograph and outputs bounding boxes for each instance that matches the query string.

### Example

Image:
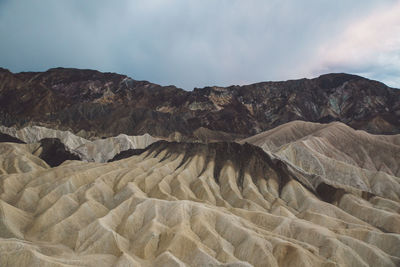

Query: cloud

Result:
[0,0,398,89]
[307,1,400,88]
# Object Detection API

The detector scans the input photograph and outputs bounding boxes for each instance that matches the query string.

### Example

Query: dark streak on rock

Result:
[110,141,297,191]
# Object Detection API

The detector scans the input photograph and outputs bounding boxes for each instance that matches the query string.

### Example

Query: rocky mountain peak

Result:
[0,68,399,138]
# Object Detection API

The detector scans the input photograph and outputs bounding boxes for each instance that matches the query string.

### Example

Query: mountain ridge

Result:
[1,67,399,139]
[0,67,393,90]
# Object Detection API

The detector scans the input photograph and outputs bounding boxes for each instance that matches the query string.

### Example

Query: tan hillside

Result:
[0,139,399,266]
[0,142,49,174]
[242,121,400,196]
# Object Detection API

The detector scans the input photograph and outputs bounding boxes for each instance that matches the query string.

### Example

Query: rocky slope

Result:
[0,130,399,266]
[0,142,49,174]
[0,137,80,173]
[1,67,399,138]
[1,67,399,267]
[242,121,400,186]
[0,125,159,162]
[242,121,400,204]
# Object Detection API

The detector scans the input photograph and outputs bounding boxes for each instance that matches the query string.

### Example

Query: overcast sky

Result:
[0,0,399,89]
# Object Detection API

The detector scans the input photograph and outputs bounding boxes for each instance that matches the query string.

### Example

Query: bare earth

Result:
[0,121,399,266]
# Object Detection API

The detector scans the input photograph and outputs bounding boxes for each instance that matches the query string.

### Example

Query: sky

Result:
[0,0,399,90]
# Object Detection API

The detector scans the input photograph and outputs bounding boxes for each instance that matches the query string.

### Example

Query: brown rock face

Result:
[0,67,399,138]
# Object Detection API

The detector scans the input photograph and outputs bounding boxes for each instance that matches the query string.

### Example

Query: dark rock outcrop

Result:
[1,68,399,138]
[36,138,80,167]
[0,133,25,143]
[109,148,147,162]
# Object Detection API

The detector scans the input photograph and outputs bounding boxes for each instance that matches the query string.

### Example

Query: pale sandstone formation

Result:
[0,142,49,174]
[242,121,400,199]
[0,130,399,266]
[0,125,158,162]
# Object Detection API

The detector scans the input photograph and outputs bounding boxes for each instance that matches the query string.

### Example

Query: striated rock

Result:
[0,132,399,266]
[242,120,400,201]
[1,67,399,267]
[0,125,89,147]
[0,125,159,162]
[0,142,49,174]
[0,68,399,138]
[73,133,158,162]
[0,138,78,171]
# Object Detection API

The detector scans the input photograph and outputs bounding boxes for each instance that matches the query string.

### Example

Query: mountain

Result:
[1,67,399,139]
[1,67,399,266]
[0,125,399,266]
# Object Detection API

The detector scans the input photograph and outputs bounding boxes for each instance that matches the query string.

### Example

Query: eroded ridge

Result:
[0,140,399,266]
[0,125,159,162]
